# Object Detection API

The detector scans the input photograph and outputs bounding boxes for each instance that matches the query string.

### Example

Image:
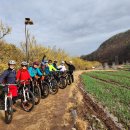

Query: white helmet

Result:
[21,61,28,66]
[61,61,65,64]
[8,60,16,65]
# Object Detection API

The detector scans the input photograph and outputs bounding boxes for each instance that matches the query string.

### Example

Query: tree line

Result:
[0,20,100,71]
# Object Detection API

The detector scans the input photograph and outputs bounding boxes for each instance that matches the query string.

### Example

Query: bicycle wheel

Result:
[59,77,67,89]
[34,85,41,105]
[5,97,13,124]
[41,82,49,99]
[50,79,58,95]
[21,90,35,112]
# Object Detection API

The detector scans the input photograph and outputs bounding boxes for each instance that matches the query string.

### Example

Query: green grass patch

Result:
[95,70,130,78]
[81,73,130,128]
[86,71,130,88]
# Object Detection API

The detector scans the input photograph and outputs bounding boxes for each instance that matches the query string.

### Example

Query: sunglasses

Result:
[9,64,15,66]
[22,65,27,67]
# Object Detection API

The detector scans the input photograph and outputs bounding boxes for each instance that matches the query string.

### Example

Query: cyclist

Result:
[53,60,58,70]
[40,60,50,75]
[58,61,67,72]
[16,61,31,84]
[48,60,57,72]
[0,60,18,111]
[65,61,75,82]
[28,61,43,80]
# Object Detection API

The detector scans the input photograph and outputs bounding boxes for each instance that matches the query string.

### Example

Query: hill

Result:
[81,30,130,64]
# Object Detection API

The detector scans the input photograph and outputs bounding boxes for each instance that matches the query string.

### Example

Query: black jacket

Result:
[65,62,75,73]
[0,68,16,84]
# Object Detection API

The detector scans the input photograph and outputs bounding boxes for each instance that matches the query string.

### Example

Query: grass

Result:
[81,73,130,129]
[86,71,130,89]
[95,70,130,78]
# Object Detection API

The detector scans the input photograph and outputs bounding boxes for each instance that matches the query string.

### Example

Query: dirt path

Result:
[0,71,83,130]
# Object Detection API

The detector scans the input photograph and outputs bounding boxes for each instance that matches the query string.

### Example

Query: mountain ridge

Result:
[81,30,130,64]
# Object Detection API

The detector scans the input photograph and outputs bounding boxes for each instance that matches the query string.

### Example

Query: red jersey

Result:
[16,69,31,81]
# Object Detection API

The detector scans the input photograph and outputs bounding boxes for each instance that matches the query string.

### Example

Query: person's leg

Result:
[70,71,74,83]
[12,96,18,112]
[71,74,74,82]
[12,96,17,104]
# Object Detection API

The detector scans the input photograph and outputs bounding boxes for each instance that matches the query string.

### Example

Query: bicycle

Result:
[44,73,59,95]
[65,71,72,85]
[17,80,35,112]
[30,79,41,105]
[0,84,16,124]
[54,71,67,89]
[39,78,50,99]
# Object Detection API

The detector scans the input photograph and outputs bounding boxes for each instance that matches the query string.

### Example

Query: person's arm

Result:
[37,68,43,76]
[52,65,57,71]
[65,61,70,66]
[57,65,62,70]
[28,67,35,77]
[0,70,9,83]
[42,55,46,62]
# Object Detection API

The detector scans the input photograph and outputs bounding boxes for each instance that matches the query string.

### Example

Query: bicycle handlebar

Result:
[0,83,17,86]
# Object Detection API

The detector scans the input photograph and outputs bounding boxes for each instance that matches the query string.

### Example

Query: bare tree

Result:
[0,21,11,39]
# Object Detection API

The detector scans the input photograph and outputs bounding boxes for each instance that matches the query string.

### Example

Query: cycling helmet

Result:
[44,60,48,63]
[21,61,28,66]
[61,61,65,64]
[8,60,16,65]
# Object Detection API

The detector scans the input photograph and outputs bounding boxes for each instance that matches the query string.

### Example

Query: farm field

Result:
[81,71,130,129]
[86,71,130,89]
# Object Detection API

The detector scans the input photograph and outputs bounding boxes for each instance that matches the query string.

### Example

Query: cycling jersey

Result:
[58,65,66,72]
[16,69,31,81]
[48,64,57,71]
[28,67,42,77]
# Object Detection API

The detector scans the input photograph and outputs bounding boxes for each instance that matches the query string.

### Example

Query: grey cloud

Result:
[0,0,130,56]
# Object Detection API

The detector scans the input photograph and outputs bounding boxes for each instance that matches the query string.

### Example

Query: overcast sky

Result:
[0,0,130,56]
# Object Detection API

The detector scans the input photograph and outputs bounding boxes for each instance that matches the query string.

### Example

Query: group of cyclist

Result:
[0,55,75,112]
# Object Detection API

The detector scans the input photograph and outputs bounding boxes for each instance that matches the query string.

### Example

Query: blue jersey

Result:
[28,67,42,77]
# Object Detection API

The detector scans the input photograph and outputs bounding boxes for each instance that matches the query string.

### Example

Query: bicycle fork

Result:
[5,88,12,111]
[4,94,8,111]
[23,83,29,102]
